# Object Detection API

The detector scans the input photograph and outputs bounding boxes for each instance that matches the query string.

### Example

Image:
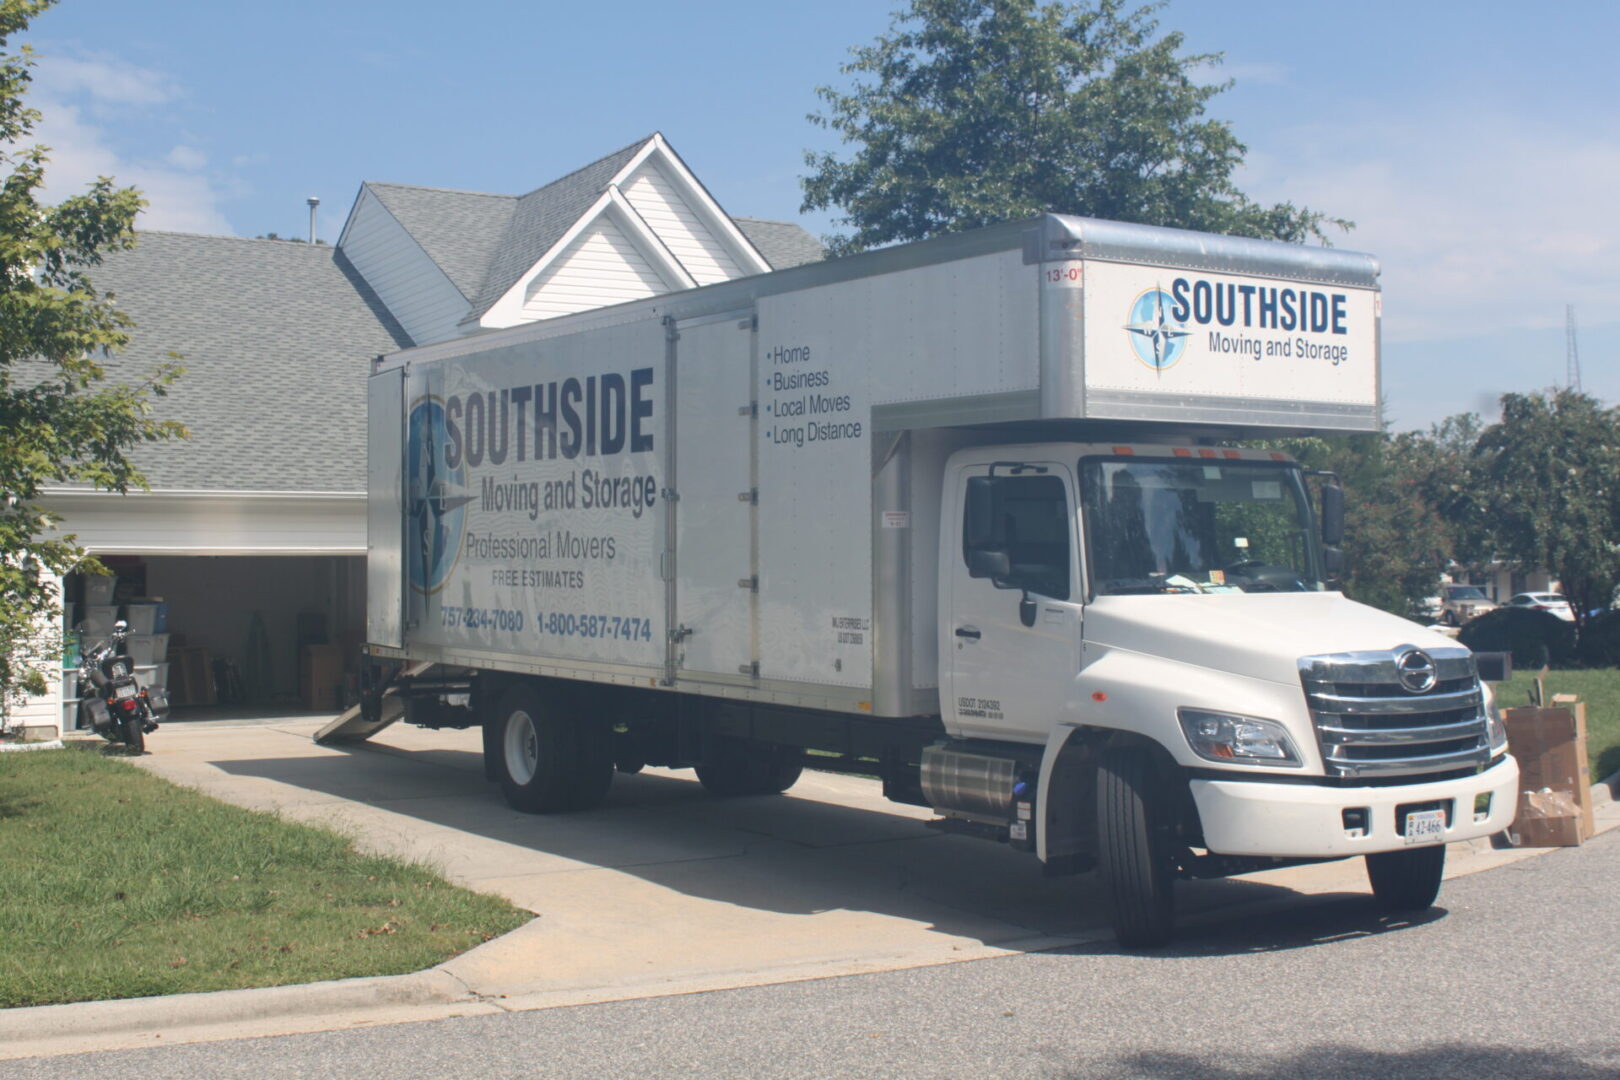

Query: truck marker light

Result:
[1197,448,1217,459]
[1269,452,1288,462]
[1091,692,1107,702]
[1222,450,1242,460]
[1172,448,1191,457]
[1111,446,1134,455]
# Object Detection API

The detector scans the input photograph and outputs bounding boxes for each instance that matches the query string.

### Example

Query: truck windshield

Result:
[1080,457,1324,597]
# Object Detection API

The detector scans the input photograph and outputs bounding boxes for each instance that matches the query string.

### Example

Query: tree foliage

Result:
[803,0,1349,254]
[0,0,184,711]
[1268,431,1452,618]
[1460,390,1620,628]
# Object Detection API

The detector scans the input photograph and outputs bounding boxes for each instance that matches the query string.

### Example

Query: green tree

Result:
[0,0,184,712]
[803,0,1349,254]
[1273,432,1452,618]
[1465,390,1620,627]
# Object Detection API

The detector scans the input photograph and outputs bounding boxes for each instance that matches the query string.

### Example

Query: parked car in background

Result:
[1440,584,1497,625]
[1506,592,1576,622]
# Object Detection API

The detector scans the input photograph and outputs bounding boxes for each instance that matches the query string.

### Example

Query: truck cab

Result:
[932,440,1517,943]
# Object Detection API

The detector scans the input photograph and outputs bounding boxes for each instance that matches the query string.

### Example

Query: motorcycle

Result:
[78,620,165,753]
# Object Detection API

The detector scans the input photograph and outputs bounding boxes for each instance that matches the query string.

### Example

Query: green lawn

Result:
[1493,668,1620,786]
[0,745,529,1009]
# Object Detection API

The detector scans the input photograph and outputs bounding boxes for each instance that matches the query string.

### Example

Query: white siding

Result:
[521,216,673,321]
[7,571,63,737]
[339,189,469,346]
[621,163,744,286]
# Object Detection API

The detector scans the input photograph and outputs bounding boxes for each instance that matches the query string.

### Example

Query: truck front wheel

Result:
[495,685,613,813]
[1097,746,1176,948]
[1365,845,1445,912]
[696,739,803,797]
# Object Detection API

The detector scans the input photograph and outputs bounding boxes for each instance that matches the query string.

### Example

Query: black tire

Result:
[119,711,145,754]
[494,685,612,813]
[1097,746,1176,948]
[1365,844,1445,912]
[696,739,803,797]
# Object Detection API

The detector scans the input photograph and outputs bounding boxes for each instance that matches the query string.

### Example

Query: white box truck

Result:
[350,214,1518,946]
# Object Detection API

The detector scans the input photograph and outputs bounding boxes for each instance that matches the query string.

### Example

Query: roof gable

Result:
[469,134,771,327]
[351,183,516,301]
[466,137,653,321]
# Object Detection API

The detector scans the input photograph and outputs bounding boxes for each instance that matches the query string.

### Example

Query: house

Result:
[12,134,822,734]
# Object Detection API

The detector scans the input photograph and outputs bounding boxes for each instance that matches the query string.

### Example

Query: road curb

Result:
[0,969,469,1055]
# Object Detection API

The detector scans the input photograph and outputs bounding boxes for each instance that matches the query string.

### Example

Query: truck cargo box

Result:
[366,214,1381,716]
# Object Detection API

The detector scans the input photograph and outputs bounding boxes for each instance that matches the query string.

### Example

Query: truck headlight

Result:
[1177,709,1303,767]
[1484,695,1509,754]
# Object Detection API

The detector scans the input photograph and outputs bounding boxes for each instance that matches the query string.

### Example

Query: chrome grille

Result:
[1299,647,1489,779]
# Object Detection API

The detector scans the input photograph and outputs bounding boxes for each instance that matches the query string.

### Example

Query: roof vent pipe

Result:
[307,196,320,245]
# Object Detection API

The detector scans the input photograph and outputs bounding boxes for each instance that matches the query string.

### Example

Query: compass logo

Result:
[407,396,472,595]
[1125,287,1192,371]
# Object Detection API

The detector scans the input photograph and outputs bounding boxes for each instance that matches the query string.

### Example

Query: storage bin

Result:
[82,576,116,606]
[135,662,170,691]
[124,633,170,666]
[83,605,119,635]
[123,602,167,635]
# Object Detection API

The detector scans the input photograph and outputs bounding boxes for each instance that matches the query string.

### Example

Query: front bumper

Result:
[1190,755,1519,858]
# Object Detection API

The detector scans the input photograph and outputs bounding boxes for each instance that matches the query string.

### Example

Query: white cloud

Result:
[23,52,232,235]
[30,53,179,107]
[1241,110,1620,343]
[165,145,206,171]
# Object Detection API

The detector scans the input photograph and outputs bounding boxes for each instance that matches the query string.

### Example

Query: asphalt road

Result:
[6,828,1618,1080]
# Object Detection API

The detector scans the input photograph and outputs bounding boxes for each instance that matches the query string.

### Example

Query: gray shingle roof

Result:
[363,183,516,300]
[462,136,653,323]
[733,218,826,270]
[89,232,410,492]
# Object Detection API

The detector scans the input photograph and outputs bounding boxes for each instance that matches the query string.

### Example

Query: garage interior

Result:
[70,555,365,721]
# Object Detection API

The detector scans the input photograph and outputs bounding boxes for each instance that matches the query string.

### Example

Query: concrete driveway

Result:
[121,715,1578,1011]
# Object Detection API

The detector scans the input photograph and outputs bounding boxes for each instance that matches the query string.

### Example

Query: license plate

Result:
[1404,808,1446,846]
[114,684,137,699]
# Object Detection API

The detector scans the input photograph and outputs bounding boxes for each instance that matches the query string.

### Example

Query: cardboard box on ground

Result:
[300,644,344,712]
[1503,696,1594,847]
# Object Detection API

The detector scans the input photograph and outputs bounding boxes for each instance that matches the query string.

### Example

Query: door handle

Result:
[954,627,981,640]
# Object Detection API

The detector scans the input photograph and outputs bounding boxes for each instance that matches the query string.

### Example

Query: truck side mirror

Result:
[964,476,996,548]
[967,548,1011,580]
[1320,483,1344,547]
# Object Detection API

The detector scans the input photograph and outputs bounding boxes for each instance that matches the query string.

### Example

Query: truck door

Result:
[946,460,1082,742]
[671,312,756,680]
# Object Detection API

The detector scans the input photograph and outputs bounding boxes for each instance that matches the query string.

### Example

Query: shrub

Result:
[1458,607,1576,669]
[1575,610,1620,668]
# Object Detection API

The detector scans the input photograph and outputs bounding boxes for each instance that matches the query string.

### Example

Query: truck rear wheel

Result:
[495,685,612,813]
[1097,746,1176,948]
[696,739,803,797]
[1365,844,1445,912]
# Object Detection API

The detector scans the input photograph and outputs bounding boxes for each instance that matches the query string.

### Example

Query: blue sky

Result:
[18,0,1619,431]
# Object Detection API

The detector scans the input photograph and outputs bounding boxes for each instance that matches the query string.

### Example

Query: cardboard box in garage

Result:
[300,644,344,712]
[1502,702,1593,845]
